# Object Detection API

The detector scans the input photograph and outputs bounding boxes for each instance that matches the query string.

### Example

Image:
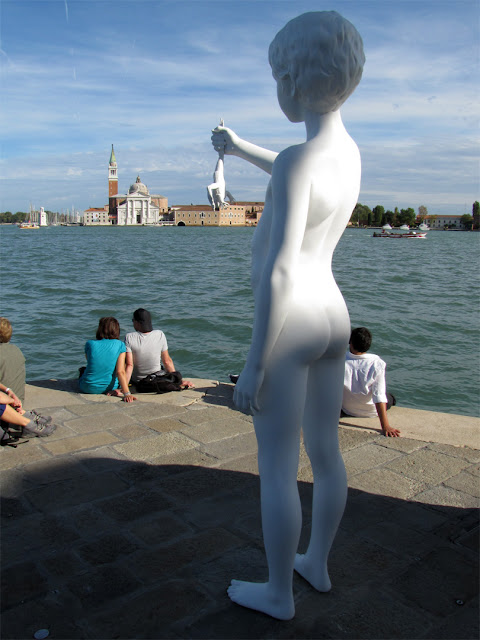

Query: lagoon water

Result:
[1,225,479,417]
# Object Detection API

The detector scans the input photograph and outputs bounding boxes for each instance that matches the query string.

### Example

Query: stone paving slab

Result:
[340,406,480,449]
[0,379,478,639]
[348,466,429,499]
[385,447,472,484]
[342,441,403,475]
[113,432,199,461]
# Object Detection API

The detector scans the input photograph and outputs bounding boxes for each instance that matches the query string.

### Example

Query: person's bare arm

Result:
[375,402,400,437]
[0,384,22,409]
[116,352,136,402]
[161,350,176,373]
[125,351,134,384]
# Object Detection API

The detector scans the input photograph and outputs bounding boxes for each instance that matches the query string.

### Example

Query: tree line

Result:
[2,201,479,228]
[0,211,30,223]
[350,202,478,230]
[0,210,61,224]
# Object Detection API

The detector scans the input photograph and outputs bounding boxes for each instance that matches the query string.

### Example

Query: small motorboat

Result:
[18,221,40,229]
[373,224,427,239]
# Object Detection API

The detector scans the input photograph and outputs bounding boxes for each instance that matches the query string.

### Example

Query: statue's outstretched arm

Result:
[233,147,310,413]
[211,125,278,175]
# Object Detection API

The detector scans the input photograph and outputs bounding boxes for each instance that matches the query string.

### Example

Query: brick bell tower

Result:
[108,144,118,198]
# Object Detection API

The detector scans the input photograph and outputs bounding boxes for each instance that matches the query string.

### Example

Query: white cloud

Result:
[1,0,478,215]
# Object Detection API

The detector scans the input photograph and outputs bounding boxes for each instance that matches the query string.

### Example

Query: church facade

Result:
[107,146,168,225]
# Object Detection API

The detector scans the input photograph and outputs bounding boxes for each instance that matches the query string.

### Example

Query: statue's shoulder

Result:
[273,143,308,170]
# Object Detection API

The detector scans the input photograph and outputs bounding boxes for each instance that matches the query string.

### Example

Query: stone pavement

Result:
[1,379,479,640]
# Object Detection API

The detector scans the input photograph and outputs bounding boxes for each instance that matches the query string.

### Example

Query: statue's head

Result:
[268,11,365,115]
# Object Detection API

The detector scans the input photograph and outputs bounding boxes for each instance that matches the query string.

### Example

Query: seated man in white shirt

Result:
[342,327,400,437]
[125,308,193,390]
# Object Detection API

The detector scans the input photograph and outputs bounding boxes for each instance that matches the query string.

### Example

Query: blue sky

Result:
[1,0,478,215]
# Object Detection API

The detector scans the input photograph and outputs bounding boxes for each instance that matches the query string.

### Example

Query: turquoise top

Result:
[79,339,126,394]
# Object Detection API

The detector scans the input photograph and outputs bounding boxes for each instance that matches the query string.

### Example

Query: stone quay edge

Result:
[1,378,478,640]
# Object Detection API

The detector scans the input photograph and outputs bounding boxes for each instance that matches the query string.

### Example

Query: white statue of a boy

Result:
[211,11,365,620]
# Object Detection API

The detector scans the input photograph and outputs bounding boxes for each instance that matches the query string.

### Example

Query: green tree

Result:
[384,210,395,225]
[460,214,474,230]
[472,201,480,230]
[0,211,13,223]
[393,207,399,226]
[399,208,416,226]
[351,203,372,226]
[372,205,384,226]
[13,211,27,223]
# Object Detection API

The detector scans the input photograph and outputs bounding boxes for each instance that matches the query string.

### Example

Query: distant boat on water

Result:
[18,221,40,229]
[373,224,427,239]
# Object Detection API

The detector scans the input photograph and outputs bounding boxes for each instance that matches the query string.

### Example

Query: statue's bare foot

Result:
[227,580,294,620]
[294,554,331,592]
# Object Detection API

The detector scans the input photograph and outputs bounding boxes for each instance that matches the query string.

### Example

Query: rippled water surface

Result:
[1,225,479,416]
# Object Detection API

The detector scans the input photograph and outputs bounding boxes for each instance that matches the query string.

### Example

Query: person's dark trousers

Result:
[386,393,396,410]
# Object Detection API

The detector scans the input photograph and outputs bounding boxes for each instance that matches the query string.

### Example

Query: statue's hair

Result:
[268,11,365,114]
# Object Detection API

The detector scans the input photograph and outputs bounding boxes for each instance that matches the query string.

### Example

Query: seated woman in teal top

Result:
[79,317,136,402]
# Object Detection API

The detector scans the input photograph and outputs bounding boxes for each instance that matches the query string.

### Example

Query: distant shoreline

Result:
[1,222,477,232]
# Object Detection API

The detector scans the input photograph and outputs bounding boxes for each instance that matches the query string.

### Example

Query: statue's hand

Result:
[233,364,264,415]
[211,125,240,156]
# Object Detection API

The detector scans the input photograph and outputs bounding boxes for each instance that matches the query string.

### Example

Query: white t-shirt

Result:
[125,330,168,382]
[342,351,388,418]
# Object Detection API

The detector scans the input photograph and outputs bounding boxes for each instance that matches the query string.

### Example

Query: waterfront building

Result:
[172,204,247,226]
[108,145,118,199]
[236,201,264,225]
[424,214,464,229]
[106,145,169,225]
[110,176,169,225]
[83,206,110,225]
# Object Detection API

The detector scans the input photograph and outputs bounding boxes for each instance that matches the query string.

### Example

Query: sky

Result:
[0,0,478,216]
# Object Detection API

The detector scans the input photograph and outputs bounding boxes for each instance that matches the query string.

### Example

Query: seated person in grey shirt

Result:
[0,317,26,404]
[125,309,194,389]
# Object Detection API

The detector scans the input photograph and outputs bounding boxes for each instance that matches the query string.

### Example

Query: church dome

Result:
[129,175,149,195]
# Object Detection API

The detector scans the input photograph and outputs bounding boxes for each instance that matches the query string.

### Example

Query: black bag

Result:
[135,371,183,394]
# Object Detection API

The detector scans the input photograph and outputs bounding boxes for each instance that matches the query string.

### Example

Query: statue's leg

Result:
[228,364,307,620]
[207,184,216,209]
[294,356,347,591]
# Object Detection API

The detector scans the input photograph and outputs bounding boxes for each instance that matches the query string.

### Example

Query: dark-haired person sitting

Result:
[79,317,136,402]
[342,327,400,437]
[125,308,194,391]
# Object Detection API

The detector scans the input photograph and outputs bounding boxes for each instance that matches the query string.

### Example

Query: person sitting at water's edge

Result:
[125,308,193,391]
[79,317,136,402]
[0,382,56,442]
[0,317,26,404]
[342,327,400,437]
